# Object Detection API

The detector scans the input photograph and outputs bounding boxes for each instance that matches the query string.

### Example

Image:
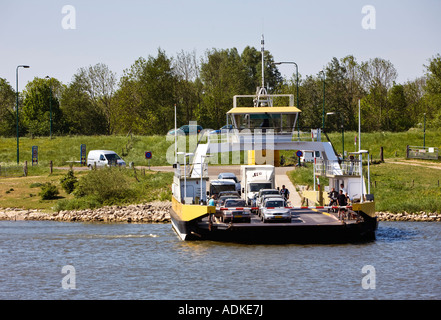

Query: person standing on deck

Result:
[280,185,290,201]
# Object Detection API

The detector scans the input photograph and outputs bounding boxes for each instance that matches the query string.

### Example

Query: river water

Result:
[0,220,440,300]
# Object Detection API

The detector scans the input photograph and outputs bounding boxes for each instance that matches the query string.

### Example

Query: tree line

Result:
[0,47,440,137]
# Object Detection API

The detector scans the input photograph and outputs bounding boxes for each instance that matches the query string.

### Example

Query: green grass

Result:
[0,135,174,168]
[369,162,441,213]
[325,130,441,160]
[1,130,440,169]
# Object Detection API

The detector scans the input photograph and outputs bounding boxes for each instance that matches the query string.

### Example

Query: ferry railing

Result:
[314,159,361,177]
[174,162,208,178]
[207,128,322,145]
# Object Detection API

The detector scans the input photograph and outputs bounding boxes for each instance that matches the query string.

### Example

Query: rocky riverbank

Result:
[377,211,441,222]
[1,203,440,222]
[0,201,171,223]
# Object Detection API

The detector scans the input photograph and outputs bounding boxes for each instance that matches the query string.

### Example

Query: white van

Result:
[87,150,126,168]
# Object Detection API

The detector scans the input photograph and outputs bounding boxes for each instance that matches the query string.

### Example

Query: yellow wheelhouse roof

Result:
[227,106,301,114]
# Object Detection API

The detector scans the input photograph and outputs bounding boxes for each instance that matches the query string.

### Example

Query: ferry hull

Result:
[170,206,377,244]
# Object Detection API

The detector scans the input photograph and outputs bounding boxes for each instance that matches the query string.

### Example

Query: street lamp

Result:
[319,70,326,131]
[45,76,53,139]
[273,61,299,110]
[177,152,194,203]
[326,112,345,160]
[423,113,426,149]
[273,61,300,139]
[200,154,212,204]
[16,65,30,164]
[352,150,370,203]
[273,61,301,166]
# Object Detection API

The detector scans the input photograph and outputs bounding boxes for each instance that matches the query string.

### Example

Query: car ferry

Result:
[169,39,377,244]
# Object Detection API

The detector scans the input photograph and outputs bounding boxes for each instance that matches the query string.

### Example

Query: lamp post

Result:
[326,112,345,160]
[45,76,53,139]
[423,113,426,149]
[273,61,299,111]
[319,70,326,131]
[273,61,301,166]
[16,65,30,164]
[200,154,212,204]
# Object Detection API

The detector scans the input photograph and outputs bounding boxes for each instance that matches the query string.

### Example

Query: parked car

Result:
[208,124,234,135]
[167,124,203,136]
[87,150,126,168]
[259,197,291,223]
[219,198,251,223]
[256,189,281,207]
[217,192,240,207]
[217,172,241,194]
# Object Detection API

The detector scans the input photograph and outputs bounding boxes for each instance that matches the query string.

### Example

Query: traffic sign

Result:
[296,150,303,157]
[145,151,152,159]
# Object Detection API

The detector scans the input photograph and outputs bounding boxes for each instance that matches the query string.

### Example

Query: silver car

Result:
[256,189,281,207]
[260,197,291,223]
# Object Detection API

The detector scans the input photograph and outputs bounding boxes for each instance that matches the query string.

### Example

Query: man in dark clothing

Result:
[328,187,338,206]
[337,190,348,220]
[280,185,290,201]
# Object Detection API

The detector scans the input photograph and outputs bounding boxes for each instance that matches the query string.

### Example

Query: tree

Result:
[241,46,283,93]
[423,54,441,128]
[75,63,117,134]
[359,58,398,131]
[387,83,412,131]
[22,77,64,136]
[60,73,108,135]
[199,48,250,129]
[113,49,178,135]
[0,78,16,136]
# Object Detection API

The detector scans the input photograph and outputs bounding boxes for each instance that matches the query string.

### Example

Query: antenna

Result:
[261,34,265,89]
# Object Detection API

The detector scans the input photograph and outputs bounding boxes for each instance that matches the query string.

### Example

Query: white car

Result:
[259,197,291,223]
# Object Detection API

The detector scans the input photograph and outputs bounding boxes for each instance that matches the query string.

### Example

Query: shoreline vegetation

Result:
[1,133,441,223]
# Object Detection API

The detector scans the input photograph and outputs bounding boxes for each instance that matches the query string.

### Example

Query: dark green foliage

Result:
[60,169,78,194]
[39,183,59,200]
[74,167,135,205]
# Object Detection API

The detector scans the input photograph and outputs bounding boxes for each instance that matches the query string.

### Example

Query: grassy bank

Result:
[1,129,440,168]
[0,135,174,167]
[0,167,173,212]
[288,161,441,213]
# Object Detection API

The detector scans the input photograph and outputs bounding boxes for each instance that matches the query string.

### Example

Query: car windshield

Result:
[265,200,284,207]
[219,174,237,182]
[261,190,279,196]
[225,199,246,207]
[250,183,272,192]
[105,153,121,161]
[210,185,236,195]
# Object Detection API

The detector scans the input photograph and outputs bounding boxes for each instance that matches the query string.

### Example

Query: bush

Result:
[54,197,101,211]
[60,170,78,194]
[74,167,135,205]
[39,183,59,200]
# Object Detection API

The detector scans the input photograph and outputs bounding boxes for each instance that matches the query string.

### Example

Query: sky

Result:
[1,0,440,91]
